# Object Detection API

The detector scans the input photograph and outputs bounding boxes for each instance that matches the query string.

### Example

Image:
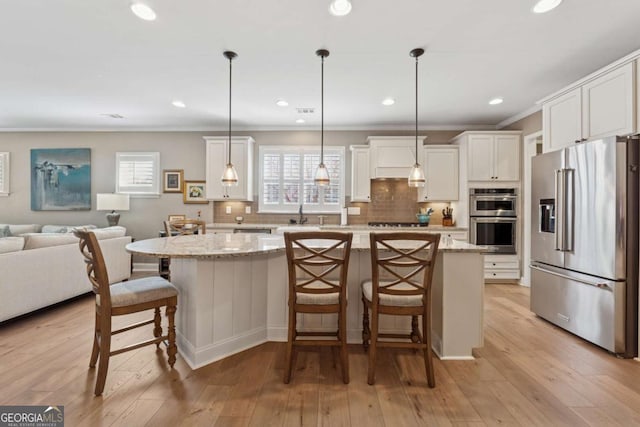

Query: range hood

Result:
[368,136,426,179]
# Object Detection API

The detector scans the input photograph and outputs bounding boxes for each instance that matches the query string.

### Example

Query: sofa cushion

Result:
[0,237,25,254]
[42,224,97,233]
[23,233,79,250]
[0,226,11,237]
[92,226,127,240]
[0,224,42,235]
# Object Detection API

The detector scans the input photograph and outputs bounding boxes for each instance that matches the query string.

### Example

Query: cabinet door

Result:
[542,88,582,153]
[582,62,635,140]
[418,147,458,201]
[205,138,254,201]
[494,135,520,181]
[467,135,494,181]
[350,147,370,202]
[637,59,640,134]
[205,140,226,200]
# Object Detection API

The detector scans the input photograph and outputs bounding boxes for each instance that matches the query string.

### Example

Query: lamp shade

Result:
[96,193,130,211]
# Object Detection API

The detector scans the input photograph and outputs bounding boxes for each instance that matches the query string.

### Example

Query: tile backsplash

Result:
[213,179,453,226]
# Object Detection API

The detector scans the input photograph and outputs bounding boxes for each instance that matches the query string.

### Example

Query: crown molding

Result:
[495,104,542,129]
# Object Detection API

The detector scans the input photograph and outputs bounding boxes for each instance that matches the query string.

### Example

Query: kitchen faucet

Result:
[298,204,307,225]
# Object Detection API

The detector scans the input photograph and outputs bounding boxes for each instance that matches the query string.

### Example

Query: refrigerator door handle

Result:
[564,169,574,252]
[555,169,564,251]
[530,264,613,290]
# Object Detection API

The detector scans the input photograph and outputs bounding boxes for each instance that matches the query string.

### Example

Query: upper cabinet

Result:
[638,59,640,131]
[368,136,426,178]
[582,62,635,140]
[417,145,459,202]
[350,145,370,202]
[456,132,520,182]
[541,59,637,153]
[542,88,583,153]
[204,136,254,201]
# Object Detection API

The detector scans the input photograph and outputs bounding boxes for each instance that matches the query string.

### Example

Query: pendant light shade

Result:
[408,48,425,188]
[314,49,330,187]
[222,50,239,187]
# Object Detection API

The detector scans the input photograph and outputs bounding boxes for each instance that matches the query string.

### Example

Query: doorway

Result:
[521,131,543,287]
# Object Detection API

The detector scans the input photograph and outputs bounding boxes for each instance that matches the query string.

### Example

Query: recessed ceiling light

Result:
[532,0,562,14]
[296,119,305,124]
[329,0,352,16]
[172,100,186,108]
[489,97,504,106]
[382,98,395,106]
[130,2,157,21]
[276,99,289,107]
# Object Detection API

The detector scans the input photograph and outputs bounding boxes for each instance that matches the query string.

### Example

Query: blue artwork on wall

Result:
[31,148,91,211]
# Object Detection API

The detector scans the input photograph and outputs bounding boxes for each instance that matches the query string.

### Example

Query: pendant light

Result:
[408,48,426,188]
[221,50,239,187]
[314,49,331,187]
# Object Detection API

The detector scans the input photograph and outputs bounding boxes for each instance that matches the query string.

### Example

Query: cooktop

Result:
[367,222,429,228]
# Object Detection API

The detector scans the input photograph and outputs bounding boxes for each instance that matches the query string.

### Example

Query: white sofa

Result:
[0,225,132,322]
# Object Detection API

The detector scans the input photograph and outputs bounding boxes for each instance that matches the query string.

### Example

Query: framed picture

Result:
[168,214,186,222]
[163,169,184,193]
[184,180,208,204]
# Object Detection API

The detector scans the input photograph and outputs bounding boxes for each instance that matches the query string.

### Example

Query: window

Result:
[259,146,345,213]
[0,152,9,196]
[115,152,160,197]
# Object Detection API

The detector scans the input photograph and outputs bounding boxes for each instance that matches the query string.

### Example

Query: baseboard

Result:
[178,327,268,369]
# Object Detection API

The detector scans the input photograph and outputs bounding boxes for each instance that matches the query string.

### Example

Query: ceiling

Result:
[1,0,640,131]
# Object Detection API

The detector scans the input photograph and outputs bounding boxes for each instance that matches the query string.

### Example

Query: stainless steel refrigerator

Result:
[531,135,639,357]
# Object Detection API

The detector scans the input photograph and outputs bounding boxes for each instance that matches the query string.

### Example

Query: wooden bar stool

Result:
[74,229,179,396]
[283,231,353,384]
[163,219,206,235]
[362,232,440,386]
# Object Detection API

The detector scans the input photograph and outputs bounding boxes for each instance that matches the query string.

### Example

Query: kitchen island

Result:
[127,232,485,369]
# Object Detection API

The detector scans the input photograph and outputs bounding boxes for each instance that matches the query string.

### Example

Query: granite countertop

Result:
[206,223,468,232]
[127,232,485,259]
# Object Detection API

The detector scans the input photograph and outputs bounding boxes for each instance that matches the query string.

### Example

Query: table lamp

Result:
[96,193,130,226]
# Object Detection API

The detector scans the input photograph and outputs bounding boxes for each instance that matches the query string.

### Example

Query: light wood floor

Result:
[3,284,640,426]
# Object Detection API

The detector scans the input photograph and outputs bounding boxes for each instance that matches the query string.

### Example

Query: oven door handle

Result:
[471,217,517,223]
[471,196,517,201]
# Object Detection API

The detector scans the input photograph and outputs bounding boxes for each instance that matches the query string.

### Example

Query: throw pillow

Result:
[0,225,11,237]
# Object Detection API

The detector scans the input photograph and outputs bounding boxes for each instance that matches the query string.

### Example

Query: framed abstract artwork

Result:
[31,148,91,211]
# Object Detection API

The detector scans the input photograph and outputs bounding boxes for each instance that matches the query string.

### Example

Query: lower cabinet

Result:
[484,254,520,281]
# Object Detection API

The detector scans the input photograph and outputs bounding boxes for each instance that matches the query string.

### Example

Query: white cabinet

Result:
[484,254,520,281]
[542,62,636,153]
[582,62,635,140]
[350,145,370,202]
[637,59,640,134]
[465,133,520,182]
[204,136,254,201]
[542,88,582,153]
[367,136,426,178]
[417,145,459,202]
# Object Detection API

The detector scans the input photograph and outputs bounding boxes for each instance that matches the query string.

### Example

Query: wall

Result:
[504,110,542,137]
[0,129,460,241]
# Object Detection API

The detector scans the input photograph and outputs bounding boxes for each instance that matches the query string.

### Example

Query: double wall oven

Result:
[469,188,517,254]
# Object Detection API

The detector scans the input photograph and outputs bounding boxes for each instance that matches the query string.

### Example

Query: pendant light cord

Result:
[228,56,233,166]
[320,55,324,165]
[415,53,418,164]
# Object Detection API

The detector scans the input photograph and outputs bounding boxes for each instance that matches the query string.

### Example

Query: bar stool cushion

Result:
[296,279,341,305]
[361,280,423,307]
[98,277,178,307]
